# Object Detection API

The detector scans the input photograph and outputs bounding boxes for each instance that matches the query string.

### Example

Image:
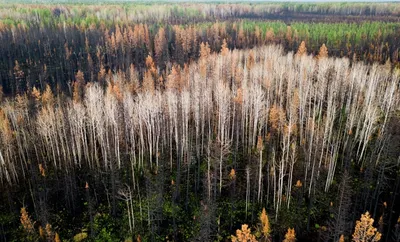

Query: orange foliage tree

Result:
[352,212,382,242]
[317,44,329,59]
[283,228,296,242]
[231,224,257,242]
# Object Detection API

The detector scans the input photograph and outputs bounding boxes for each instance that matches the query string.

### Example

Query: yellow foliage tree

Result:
[73,232,88,242]
[45,223,54,241]
[229,168,236,180]
[38,163,46,177]
[20,207,35,235]
[269,104,286,133]
[55,232,61,242]
[31,87,41,102]
[260,208,271,239]
[283,228,296,242]
[39,226,45,239]
[231,224,257,242]
[41,85,54,106]
[352,212,381,242]
[199,42,211,78]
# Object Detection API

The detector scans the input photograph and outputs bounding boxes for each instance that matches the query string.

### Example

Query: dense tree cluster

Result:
[1,2,400,241]
[0,5,399,97]
[0,43,399,241]
[2,2,400,24]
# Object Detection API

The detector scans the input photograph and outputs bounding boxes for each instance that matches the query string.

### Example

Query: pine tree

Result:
[286,26,293,46]
[296,41,307,57]
[352,212,381,242]
[31,87,41,103]
[55,232,61,242]
[199,42,211,78]
[20,207,35,235]
[283,228,296,242]
[41,85,54,106]
[237,25,245,48]
[166,65,181,91]
[265,28,275,42]
[45,223,54,241]
[231,224,257,242]
[155,27,168,69]
[200,42,211,60]
[317,44,329,59]
[221,38,229,56]
[73,70,85,103]
[260,208,271,240]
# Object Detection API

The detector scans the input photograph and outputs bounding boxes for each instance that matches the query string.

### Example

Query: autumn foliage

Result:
[352,212,382,242]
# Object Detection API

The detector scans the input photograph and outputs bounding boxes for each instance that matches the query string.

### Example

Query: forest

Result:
[0,2,400,242]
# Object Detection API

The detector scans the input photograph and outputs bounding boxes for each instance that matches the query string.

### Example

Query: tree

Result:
[166,65,182,91]
[317,44,329,59]
[265,28,275,43]
[20,207,38,241]
[142,55,156,93]
[199,42,211,78]
[286,26,293,47]
[231,224,257,242]
[330,171,352,241]
[237,25,245,48]
[296,41,307,57]
[260,208,271,241]
[221,38,229,56]
[73,70,85,103]
[283,228,296,242]
[55,233,61,242]
[257,136,264,203]
[352,212,382,242]
[41,85,54,107]
[214,81,231,193]
[118,184,135,238]
[20,207,35,235]
[14,60,25,94]
[45,223,54,242]
[154,27,168,70]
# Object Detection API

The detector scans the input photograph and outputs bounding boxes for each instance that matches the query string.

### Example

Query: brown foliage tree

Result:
[155,27,168,69]
[265,28,275,42]
[221,39,229,56]
[317,44,329,59]
[296,41,307,57]
[73,70,85,103]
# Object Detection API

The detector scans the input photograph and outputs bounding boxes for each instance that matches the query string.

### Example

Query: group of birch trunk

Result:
[0,44,399,223]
